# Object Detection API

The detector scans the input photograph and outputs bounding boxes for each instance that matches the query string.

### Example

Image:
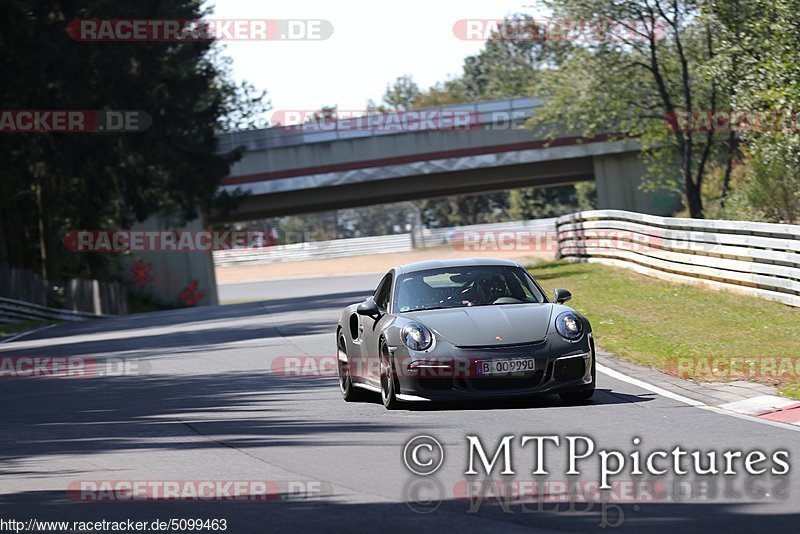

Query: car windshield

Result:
[394,265,546,312]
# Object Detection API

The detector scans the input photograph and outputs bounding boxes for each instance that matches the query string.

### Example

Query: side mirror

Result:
[553,288,572,304]
[356,299,381,319]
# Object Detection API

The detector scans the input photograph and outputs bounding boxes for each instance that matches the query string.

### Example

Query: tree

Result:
[461,15,553,100]
[509,185,586,219]
[365,99,388,114]
[336,203,417,238]
[531,0,736,218]
[419,193,510,228]
[707,0,800,222]
[412,79,470,108]
[383,75,421,110]
[305,105,338,124]
[0,0,267,280]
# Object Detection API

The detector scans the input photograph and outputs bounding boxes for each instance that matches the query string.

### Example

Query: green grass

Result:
[0,320,56,338]
[528,261,800,399]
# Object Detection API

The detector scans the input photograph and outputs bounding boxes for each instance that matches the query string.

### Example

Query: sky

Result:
[207,0,548,122]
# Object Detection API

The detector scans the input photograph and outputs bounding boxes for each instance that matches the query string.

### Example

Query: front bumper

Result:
[389,334,595,401]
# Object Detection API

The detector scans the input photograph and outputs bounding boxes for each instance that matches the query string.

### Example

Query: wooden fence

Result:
[0,262,128,322]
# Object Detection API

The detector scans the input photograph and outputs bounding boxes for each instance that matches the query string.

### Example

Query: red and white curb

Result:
[719,396,800,426]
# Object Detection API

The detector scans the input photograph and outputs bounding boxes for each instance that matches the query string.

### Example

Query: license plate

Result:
[477,358,536,376]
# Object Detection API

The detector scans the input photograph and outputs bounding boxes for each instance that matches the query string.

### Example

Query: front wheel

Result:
[380,344,400,410]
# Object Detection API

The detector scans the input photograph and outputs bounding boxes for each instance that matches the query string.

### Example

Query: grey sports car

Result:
[336,258,595,409]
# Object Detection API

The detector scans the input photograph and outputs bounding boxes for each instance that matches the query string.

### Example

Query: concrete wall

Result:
[593,152,682,216]
[220,157,596,221]
[126,217,219,308]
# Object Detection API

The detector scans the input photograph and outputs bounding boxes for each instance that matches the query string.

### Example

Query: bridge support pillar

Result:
[593,152,681,215]
[125,216,219,308]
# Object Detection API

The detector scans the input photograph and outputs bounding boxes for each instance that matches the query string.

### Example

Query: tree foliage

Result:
[0,0,267,280]
[529,0,737,218]
[460,15,554,101]
[707,0,800,222]
[383,75,421,110]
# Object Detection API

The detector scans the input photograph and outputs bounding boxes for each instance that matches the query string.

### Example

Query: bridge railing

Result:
[217,97,542,153]
[556,210,800,307]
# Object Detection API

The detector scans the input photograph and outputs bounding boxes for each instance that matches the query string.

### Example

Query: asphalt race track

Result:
[1,275,798,532]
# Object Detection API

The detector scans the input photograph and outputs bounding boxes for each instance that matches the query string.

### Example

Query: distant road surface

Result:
[218,273,382,303]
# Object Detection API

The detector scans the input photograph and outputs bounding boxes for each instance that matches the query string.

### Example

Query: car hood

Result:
[403,304,554,347]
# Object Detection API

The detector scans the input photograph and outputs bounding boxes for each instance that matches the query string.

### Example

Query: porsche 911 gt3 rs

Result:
[336,258,595,409]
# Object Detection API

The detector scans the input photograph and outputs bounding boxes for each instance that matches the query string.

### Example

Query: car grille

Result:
[454,339,546,350]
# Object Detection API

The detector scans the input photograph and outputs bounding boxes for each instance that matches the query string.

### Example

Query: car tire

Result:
[337,333,362,402]
[380,343,400,410]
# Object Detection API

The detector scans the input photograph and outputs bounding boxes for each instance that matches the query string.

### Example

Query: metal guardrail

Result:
[556,210,800,307]
[421,218,557,246]
[214,234,413,267]
[0,297,105,324]
[0,262,128,317]
[213,218,558,267]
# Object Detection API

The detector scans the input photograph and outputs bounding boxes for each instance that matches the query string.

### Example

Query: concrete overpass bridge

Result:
[212,97,680,223]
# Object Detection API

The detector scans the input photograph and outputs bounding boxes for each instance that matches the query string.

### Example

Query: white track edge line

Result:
[597,363,704,406]
[596,363,800,433]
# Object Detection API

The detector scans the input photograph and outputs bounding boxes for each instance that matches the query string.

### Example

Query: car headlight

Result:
[401,323,434,351]
[555,312,583,340]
